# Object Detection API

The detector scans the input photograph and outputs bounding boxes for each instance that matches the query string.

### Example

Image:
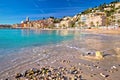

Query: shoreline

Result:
[2,26,120,34]
[9,27,120,35]
[0,30,120,80]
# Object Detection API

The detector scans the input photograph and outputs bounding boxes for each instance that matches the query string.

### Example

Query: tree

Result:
[117,20,120,26]
[81,22,85,27]
[78,21,82,27]
[106,17,110,29]
[62,24,66,29]
[105,11,111,17]
[81,8,93,14]
[90,21,94,27]
[98,4,104,11]
[49,16,54,19]
[96,21,99,28]
[111,0,120,4]
[43,17,45,20]
[63,16,67,18]
[111,15,115,25]
[53,18,60,23]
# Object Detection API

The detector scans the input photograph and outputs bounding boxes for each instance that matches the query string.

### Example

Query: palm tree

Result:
[77,21,82,29]
[117,20,120,26]
[77,21,82,27]
[96,21,99,28]
[81,22,85,27]
[106,17,110,29]
[90,21,94,27]
[110,15,115,26]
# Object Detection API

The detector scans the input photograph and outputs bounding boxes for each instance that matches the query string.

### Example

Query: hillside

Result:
[13,0,120,29]
[68,0,120,28]
[81,0,120,16]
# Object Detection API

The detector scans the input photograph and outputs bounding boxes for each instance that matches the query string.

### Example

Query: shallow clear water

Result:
[0,29,79,55]
[0,29,81,73]
[0,29,74,48]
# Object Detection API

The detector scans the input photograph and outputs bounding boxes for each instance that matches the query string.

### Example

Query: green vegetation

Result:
[0,25,12,28]
[53,18,61,23]
[81,0,120,17]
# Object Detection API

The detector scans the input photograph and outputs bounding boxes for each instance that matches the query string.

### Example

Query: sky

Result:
[0,0,114,24]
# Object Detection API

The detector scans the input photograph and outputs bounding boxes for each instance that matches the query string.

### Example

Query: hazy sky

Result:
[0,0,113,24]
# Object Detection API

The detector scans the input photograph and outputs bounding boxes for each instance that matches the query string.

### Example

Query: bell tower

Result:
[26,16,29,22]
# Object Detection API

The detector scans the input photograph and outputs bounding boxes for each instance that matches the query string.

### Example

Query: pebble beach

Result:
[0,30,120,80]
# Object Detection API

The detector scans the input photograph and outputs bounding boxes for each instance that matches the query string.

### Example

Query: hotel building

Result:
[80,12,106,27]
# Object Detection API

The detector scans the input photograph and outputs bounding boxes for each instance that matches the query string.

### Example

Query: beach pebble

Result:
[13,66,86,80]
[79,71,83,73]
[61,76,67,80]
[111,66,117,69]
[93,64,97,67]
[90,75,93,77]
[87,52,94,55]
[15,73,22,78]
[74,75,78,79]
[32,68,39,73]
[110,66,118,72]
[78,63,81,65]
[100,73,109,78]
[62,60,66,63]
[96,62,100,64]
[95,51,103,59]
[5,78,9,80]
[70,70,78,74]
[97,66,100,69]
[87,52,91,55]
[67,60,70,63]
[91,69,93,71]
[93,73,96,75]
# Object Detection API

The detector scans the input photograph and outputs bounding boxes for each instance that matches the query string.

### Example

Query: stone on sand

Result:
[95,51,103,59]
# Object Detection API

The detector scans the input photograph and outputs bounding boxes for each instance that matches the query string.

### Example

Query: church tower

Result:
[26,16,29,22]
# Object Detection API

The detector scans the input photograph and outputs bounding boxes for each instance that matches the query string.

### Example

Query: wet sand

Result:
[85,28,120,34]
[0,30,120,80]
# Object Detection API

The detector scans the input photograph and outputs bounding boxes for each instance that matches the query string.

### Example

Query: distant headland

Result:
[0,25,12,28]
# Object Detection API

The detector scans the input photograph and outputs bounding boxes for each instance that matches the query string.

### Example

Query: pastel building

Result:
[60,16,72,28]
[21,17,30,28]
[87,12,106,27]
[115,2,120,8]
[80,12,106,27]
[114,9,120,26]
[60,20,70,28]
[54,23,60,29]
[80,15,87,23]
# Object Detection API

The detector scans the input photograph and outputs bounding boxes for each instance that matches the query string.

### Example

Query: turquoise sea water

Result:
[0,29,78,55]
[0,29,81,73]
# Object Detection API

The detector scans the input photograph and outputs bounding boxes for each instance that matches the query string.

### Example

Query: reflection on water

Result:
[0,29,82,57]
[0,29,78,49]
[21,29,30,36]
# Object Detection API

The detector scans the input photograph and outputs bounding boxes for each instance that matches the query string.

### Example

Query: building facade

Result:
[80,12,106,27]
